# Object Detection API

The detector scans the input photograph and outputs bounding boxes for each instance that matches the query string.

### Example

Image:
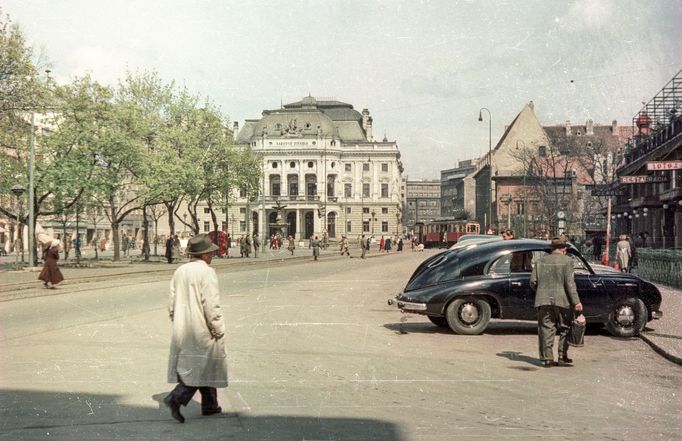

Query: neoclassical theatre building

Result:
[233,96,404,241]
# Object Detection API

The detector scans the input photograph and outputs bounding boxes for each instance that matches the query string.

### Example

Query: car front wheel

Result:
[605,297,647,338]
[445,297,491,335]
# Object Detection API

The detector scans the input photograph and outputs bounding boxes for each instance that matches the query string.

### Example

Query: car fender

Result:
[439,285,504,318]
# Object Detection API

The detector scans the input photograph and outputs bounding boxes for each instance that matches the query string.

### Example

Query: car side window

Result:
[510,251,534,273]
[488,254,511,275]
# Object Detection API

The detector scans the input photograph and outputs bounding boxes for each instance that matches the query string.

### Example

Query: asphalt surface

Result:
[0,250,680,440]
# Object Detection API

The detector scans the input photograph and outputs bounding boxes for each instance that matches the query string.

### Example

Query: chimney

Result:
[528,100,534,110]
[586,119,594,135]
[366,116,373,141]
[565,120,572,136]
[233,121,239,135]
[362,108,370,131]
[611,120,617,133]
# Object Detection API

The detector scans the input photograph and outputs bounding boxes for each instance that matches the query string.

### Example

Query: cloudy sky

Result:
[4,0,681,178]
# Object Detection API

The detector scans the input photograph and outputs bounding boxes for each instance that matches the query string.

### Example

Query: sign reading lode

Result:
[619,175,669,184]
[646,160,682,171]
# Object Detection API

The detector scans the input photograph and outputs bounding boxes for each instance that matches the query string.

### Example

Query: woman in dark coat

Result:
[38,240,64,288]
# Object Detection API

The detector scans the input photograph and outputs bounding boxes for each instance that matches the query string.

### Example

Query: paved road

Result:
[1,251,680,440]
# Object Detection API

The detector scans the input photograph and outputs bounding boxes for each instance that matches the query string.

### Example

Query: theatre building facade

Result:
[234,96,404,241]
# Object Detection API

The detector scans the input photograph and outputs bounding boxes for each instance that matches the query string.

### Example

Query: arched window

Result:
[327,212,337,238]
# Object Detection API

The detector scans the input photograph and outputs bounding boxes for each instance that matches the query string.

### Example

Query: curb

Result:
[639,333,682,366]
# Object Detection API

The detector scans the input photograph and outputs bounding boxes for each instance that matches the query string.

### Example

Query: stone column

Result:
[296,209,301,240]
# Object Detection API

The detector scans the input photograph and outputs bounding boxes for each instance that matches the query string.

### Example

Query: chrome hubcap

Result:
[459,303,480,325]
[615,305,635,327]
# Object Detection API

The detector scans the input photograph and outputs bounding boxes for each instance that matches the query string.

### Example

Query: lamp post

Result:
[11,184,26,270]
[478,107,493,233]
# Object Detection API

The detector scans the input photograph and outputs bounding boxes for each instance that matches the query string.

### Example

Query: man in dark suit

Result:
[530,237,583,367]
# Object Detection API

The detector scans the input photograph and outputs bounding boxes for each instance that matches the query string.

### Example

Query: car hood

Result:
[590,263,621,274]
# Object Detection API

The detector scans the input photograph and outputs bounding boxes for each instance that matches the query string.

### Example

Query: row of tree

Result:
[0,11,261,262]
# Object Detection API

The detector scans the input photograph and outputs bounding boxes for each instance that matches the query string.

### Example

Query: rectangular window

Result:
[221,221,227,231]
[344,183,352,197]
[203,207,211,214]
[363,163,370,171]
[203,221,210,232]
[363,221,370,232]
[363,183,370,197]
[290,183,298,196]
[346,207,352,214]
[346,221,352,232]
[239,221,245,231]
[345,163,351,172]
[381,184,388,198]
[363,207,370,214]
[272,183,280,196]
[516,203,525,215]
[381,207,388,214]
[240,208,246,214]
[381,163,388,172]
[239,189,247,198]
[381,221,388,232]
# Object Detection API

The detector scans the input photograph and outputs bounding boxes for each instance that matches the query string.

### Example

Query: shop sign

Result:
[619,175,669,184]
[591,187,628,196]
[646,160,682,171]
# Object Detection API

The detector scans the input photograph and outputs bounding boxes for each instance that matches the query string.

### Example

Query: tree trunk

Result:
[142,205,150,261]
[164,201,177,236]
[110,196,120,261]
[153,219,159,256]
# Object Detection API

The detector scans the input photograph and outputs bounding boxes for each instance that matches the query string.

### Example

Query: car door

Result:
[567,253,611,321]
[507,250,540,320]
[487,251,534,319]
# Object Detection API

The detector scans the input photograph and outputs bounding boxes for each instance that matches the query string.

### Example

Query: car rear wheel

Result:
[445,297,491,335]
[605,297,647,338]
[428,316,448,327]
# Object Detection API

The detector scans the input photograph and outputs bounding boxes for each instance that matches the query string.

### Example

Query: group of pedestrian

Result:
[165,235,181,264]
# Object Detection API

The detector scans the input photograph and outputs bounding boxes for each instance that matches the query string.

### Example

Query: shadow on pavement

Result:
[496,351,543,369]
[0,389,404,441]
[383,322,452,335]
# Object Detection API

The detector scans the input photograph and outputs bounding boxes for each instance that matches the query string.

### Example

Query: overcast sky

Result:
[4,0,681,179]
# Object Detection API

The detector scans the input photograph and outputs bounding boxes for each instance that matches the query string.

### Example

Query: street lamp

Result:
[478,107,493,232]
[11,184,26,269]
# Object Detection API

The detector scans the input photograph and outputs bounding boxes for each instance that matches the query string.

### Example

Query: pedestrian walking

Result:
[172,235,181,263]
[244,234,252,257]
[340,235,350,256]
[397,237,403,252]
[628,235,637,273]
[287,235,296,255]
[164,234,227,423]
[360,234,368,259]
[616,234,631,272]
[252,233,260,258]
[226,234,232,258]
[379,236,385,252]
[165,236,174,264]
[592,234,603,262]
[311,235,321,261]
[385,236,392,253]
[122,233,129,257]
[322,231,328,250]
[38,239,64,289]
[530,237,583,367]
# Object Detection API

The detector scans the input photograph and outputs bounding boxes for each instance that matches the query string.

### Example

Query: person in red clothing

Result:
[38,240,64,289]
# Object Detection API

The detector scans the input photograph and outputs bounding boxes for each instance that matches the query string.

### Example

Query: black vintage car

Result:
[388,239,663,338]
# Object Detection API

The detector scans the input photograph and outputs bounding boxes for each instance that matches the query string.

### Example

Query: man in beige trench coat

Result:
[164,234,227,423]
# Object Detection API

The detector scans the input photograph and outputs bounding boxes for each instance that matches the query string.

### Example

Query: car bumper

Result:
[387,297,428,312]
[652,310,663,320]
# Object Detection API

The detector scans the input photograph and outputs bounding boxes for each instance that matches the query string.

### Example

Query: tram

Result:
[415,218,480,248]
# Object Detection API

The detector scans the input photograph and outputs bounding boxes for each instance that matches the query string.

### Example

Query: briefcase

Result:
[568,313,586,347]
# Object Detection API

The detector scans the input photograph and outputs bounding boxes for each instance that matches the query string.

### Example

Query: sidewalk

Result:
[0,243,388,293]
[639,284,682,365]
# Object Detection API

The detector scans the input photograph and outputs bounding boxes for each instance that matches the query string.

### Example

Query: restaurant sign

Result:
[646,160,682,171]
[619,175,669,184]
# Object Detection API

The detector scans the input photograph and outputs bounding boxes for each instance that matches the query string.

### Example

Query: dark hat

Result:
[550,236,568,248]
[186,234,219,255]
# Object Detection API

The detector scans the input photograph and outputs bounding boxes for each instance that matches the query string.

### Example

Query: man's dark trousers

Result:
[167,379,220,413]
[537,305,571,361]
